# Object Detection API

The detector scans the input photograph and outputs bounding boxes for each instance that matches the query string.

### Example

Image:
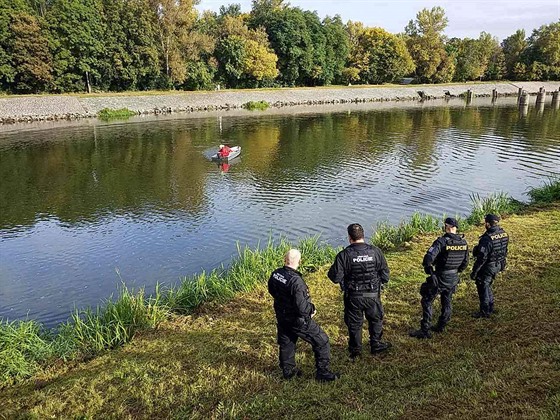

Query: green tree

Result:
[502,29,527,79]
[214,14,277,88]
[250,2,326,86]
[526,22,560,80]
[450,33,501,81]
[47,0,106,92]
[149,0,201,86]
[0,0,30,91]
[346,25,414,84]
[101,0,161,91]
[7,12,53,92]
[405,7,454,83]
[322,15,350,84]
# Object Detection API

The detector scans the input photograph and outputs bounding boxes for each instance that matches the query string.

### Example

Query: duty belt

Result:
[346,291,379,298]
[436,269,458,275]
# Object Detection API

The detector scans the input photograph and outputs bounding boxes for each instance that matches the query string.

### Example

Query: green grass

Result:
[466,191,524,226]
[527,177,560,204]
[0,320,54,385]
[70,285,167,355]
[243,100,270,111]
[372,212,442,251]
[96,108,137,120]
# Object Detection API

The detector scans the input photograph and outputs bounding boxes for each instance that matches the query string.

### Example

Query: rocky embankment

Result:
[0,81,558,124]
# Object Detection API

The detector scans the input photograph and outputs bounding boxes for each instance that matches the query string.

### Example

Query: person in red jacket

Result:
[218,144,232,158]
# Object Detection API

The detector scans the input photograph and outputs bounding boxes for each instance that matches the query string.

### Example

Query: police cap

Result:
[444,217,458,228]
[485,214,500,223]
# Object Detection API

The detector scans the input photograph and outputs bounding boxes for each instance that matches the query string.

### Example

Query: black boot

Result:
[282,367,302,380]
[471,311,490,319]
[371,341,392,353]
[315,370,340,382]
[349,350,361,360]
[409,329,432,339]
[431,323,445,333]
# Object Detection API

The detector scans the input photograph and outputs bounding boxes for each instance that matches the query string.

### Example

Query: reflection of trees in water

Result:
[2,104,558,230]
[0,124,209,230]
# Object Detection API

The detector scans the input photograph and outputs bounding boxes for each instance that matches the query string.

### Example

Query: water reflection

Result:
[0,98,559,325]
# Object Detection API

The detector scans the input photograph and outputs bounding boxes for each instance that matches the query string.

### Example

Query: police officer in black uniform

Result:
[409,217,469,339]
[470,214,509,318]
[328,224,391,358]
[268,249,339,382]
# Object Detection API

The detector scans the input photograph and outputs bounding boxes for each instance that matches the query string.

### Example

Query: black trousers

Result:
[277,318,331,375]
[475,274,496,315]
[343,294,384,354]
[419,281,455,332]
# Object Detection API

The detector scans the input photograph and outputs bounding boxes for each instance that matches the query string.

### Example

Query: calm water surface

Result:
[1,98,559,326]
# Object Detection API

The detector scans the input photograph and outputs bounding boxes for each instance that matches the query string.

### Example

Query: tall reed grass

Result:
[372,213,443,251]
[466,192,523,226]
[0,320,54,385]
[527,177,560,204]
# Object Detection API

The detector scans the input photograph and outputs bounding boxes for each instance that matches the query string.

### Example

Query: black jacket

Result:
[471,226,509,278]
[327,242,389,292]
[268,266,315,323]
[423,233,469,274]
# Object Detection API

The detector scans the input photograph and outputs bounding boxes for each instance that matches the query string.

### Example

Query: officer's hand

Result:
[311,309,317,318]
[423,266,432,275]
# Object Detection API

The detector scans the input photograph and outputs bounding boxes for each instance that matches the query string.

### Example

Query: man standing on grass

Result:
[409,217,469,339]
[268,249,339,382]
[470,214,509,318]
[328,224,391,359]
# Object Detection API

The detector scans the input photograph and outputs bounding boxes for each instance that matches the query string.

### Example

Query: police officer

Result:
[268,249,339,382]
[470,214,509,318]
[409,217,469,339]
[328,224,391,358]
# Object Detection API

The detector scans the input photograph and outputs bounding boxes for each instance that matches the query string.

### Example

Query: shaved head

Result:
[284,249,301,269]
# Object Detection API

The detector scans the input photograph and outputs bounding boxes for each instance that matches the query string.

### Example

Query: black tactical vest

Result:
[346,245,378,291]
[486,227,509,263]
[435,235,468,271]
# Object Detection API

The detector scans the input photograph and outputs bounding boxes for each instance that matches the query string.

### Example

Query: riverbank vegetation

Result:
[1,182,558,418]
[371,191,525,251]
[243,100,270,111]
[0,1,558,95]
[96,108,137,120]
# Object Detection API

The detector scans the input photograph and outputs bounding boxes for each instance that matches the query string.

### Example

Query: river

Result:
[1,97,559,326]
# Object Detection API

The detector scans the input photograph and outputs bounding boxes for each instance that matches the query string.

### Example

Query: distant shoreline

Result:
[0,81,558,125]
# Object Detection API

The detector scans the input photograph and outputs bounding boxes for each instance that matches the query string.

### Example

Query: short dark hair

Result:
[347,223,364,241]
[485,214,500,226]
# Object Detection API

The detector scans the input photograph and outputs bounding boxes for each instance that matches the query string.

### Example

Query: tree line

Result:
[0,0,558,94]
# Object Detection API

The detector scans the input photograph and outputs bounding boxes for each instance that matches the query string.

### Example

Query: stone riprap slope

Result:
[1,81,558,124]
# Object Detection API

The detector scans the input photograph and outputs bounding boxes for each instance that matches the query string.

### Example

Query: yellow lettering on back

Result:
[446,245,468,251]
[490,233,508,240]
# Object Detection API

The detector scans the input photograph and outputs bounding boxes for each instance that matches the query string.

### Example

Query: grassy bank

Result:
[0,180,559,418]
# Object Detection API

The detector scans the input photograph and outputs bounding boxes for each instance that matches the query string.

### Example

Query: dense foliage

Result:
[0,0,557,93]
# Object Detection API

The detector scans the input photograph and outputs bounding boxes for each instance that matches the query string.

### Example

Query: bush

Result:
[243,100,270,111]
[97,108,137,120]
